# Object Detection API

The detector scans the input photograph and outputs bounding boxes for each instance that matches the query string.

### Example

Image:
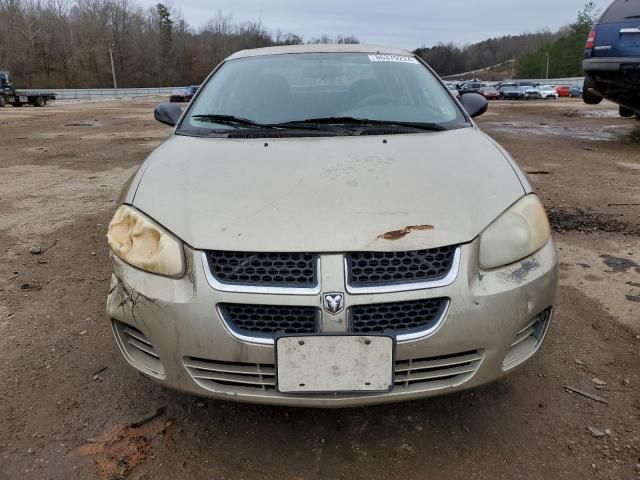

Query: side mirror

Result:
[459,93,488,119]
[154,102,183,127]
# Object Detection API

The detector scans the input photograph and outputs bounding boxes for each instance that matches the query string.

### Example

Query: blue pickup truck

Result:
[583,0,640,118]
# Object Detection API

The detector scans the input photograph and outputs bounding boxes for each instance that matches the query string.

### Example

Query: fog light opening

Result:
[502,308,552,371]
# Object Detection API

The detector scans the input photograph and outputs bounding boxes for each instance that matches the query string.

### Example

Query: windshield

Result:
[179,52,468,135]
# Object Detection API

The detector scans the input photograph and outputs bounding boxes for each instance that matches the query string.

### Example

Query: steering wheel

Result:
[355,93,397,108]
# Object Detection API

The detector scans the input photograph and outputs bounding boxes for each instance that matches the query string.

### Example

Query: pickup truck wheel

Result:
[619,106,635,118]
[0,96,5,107]
[582,76,603,105]
[34,96,45,107]
[13,101,22,107]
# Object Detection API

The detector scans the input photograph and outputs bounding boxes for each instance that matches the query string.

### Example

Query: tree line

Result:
[414,2,599,79]
[0,0,599,88]
[0,0,359,88]
[516,2,599,78]
[413,31,564,78]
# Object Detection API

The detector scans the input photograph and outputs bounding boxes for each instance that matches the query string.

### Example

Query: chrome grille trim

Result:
[344,247,461,295]
[201,252,321,295]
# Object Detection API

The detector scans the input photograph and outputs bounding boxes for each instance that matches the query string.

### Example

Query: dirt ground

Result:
[0,97,639,480]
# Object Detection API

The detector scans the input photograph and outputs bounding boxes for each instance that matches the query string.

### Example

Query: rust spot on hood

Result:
[377,224,434,240]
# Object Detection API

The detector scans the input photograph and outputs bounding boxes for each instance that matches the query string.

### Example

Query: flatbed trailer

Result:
[0,71,56,107]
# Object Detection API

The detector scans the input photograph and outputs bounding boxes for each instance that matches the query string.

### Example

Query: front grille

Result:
[346,246,457,288]
[184,350,482,394]
[395,351,482,388]
[184,357,276,391]
[219,303,320,336]
[205,251,318,288]
[349,298,448,334]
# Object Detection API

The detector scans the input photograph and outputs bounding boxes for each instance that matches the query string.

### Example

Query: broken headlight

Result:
[479,194,551,270]
[107,205,185,278]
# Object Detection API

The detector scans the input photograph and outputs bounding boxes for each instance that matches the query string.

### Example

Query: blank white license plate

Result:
[276,335,394,393]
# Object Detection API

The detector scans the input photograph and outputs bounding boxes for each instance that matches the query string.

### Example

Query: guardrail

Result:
[50,87,182,100]
[32,78,587,101]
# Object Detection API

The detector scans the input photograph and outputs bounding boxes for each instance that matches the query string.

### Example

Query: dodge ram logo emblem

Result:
[323,293,344,315]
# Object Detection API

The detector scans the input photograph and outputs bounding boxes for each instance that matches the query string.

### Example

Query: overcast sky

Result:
[137,0,610,49]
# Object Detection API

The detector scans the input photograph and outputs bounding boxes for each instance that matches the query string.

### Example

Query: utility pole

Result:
[108,43,118,98]
[545,52,550,80]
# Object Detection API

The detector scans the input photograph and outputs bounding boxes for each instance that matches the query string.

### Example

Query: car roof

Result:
[226,44,412,60]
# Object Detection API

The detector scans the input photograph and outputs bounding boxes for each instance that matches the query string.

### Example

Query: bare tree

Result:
[0,0,360,87]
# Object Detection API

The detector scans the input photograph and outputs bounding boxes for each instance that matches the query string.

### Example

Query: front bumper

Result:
[106,238,558,407]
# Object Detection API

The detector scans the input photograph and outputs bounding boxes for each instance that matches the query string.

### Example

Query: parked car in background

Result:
[538,85,560,99]
[583,0,640,115]
[459,81,485,95]
[170,85,200,103]
[478,86,501,100]
[569,85,582,98]
[555,85,571,97]
[497,81,537,93]
[108,44,557,407]
[521,86,541,99]
[445,82,460,98]
[501,86,525,100]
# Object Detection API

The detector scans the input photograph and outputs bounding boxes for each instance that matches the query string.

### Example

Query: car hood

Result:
[131,128,525,252]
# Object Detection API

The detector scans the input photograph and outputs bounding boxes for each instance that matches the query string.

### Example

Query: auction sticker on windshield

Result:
[368,54,418,64]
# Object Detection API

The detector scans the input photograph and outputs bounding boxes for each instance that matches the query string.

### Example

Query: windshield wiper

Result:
[191,114,347,133]
[277,116,447,132]
[191,114,279,129]
[624,14,640,18]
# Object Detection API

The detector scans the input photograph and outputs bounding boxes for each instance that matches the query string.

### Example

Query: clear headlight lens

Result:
[479,195,551,270]
[107,205,184,278]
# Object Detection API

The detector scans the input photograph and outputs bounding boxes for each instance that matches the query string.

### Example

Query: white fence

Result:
[51,87,181,100]
[516,77,584,87]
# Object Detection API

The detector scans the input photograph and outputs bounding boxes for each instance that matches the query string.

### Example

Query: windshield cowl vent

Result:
[359,128,419,136]
[227,131,333,139]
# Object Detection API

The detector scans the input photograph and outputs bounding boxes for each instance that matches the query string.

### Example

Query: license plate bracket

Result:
[275,334,395,394]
